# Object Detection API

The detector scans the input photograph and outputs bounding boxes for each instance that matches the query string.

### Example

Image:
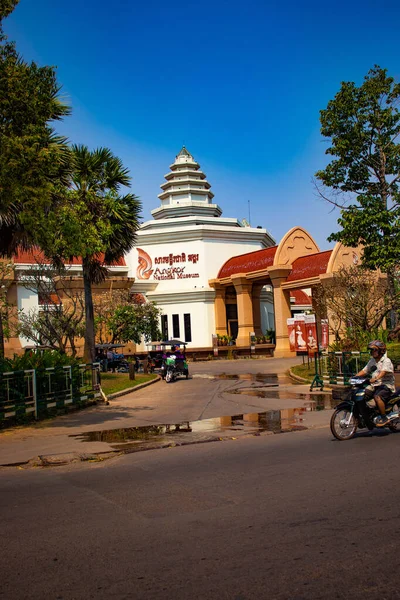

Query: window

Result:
[161,315,168,340]
[172,314,180,338]
[184,314,192,342]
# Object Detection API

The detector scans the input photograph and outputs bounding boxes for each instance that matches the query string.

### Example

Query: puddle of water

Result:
[215,373,339,410]
[70,373,336,454]
[71,408,314,453]
[230,387,339,410]
[217,373,292,385]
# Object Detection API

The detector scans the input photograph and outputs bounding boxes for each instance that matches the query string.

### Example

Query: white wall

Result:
[125,223,275,348]
[136,297,215,350]
[17,285,39,347]
[127,238,269,289]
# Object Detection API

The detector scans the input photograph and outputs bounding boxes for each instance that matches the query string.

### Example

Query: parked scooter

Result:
[330,375,400,440]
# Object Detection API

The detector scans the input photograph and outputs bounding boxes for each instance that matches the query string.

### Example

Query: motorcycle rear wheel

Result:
[330,408,357,441]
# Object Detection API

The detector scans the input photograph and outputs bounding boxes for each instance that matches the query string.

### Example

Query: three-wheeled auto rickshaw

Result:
[147,340,189,382]
[95,344,129,372]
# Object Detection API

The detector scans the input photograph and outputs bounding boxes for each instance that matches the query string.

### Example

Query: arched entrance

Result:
[210,227,364,356]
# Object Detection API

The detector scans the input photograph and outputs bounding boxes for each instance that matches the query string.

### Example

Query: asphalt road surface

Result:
[2,424,400,600]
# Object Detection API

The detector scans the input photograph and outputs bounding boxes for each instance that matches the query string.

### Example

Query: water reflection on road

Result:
[71,373,336,454]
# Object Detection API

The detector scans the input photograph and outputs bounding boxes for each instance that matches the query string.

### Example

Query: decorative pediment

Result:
[274,227,319,266]
[326,243,363,273]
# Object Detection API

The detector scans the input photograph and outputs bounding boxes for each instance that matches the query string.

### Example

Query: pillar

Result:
[252,283,264,337]
[209,280,227,337]
[231,275,254,347]
[318,273,340,346]
[268,266,292,357]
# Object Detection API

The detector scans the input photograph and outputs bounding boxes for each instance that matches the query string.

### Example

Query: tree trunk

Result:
[83,260,95,363]
[0,310,4,359]
[387,269,398,329]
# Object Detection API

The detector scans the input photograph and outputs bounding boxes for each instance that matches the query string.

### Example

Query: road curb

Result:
[0,422,331,469]
[107,375,161,400]
[288,369,310,384]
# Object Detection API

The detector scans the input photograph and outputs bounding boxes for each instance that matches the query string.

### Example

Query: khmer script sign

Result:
[136,248,200,280]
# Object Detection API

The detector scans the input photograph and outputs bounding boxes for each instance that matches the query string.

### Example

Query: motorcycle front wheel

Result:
[165,371,172,383]
[388,420,400,432]
[330,408,357,441]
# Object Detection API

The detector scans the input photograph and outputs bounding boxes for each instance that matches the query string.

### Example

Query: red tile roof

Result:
[13,248,126,267]
[286,250,332,282]
[290,289,312,306]
[218,246,277,278]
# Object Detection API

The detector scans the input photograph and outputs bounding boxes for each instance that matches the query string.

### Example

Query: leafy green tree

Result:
[107,301,161,345]
[40,145,142,362]
[0,0,71,257]
[315,66,400,322]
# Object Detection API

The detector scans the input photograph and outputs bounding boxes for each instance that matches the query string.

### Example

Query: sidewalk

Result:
[0,358,333,467]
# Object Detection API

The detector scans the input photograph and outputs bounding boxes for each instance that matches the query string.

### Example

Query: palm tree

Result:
[68,145,141,362]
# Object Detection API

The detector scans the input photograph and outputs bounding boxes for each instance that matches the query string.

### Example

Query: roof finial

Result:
[177,145,191,158]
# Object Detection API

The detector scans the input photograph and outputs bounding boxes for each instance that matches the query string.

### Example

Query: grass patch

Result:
[100,372,158,395]
[290,364,315,382]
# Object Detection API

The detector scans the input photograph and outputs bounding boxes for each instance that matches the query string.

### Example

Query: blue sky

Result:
[5,0,400,248]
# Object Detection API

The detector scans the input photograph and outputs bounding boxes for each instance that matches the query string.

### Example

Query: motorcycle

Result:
[162,354,189,383]
[330,375,400,441]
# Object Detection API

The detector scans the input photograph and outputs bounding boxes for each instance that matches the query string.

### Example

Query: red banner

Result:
[294,315,307,352]
[287,318,296,352]
[304,314,318,354]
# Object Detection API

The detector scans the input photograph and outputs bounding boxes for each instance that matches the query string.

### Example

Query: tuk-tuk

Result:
[147,340,189,380]
[95,344,129,372]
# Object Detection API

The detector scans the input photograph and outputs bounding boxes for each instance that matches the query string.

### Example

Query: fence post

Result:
[129,362,136,380]
[32,369,38,420]
[310,351,324,391]
[69,365,73,403]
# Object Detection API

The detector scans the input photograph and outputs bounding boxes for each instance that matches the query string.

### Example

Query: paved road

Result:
[2,424,400,599]
[1,356,328,465]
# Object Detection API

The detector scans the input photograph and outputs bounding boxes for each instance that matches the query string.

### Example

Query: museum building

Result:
[125,147,277,349]
[5,147,362,358]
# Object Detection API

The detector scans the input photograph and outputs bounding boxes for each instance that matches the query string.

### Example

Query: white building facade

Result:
[126,147,276,349]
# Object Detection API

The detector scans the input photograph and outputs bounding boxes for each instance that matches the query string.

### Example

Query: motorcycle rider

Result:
[355,340,395,427]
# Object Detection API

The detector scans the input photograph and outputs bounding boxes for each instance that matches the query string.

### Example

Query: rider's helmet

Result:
[367,340,386,356]
[171,345,176,352]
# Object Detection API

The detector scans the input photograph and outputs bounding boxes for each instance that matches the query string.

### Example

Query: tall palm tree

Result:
[68,145,141,362]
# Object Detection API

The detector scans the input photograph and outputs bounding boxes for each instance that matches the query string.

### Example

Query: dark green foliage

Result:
[0,1,71,256]
[315,66,400,275]
[0,1,19,21]
[107,302,162,344]
[0,349,79,373]
[38,146,142,362]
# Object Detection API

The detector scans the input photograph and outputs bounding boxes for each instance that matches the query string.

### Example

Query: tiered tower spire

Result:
[151,147,222,219]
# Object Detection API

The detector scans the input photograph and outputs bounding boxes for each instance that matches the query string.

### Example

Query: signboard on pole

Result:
[304,314,318,353]
[304,314,318,357]
[287,318,296,352]
[294,314,307,352]
[212,334,218,356]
